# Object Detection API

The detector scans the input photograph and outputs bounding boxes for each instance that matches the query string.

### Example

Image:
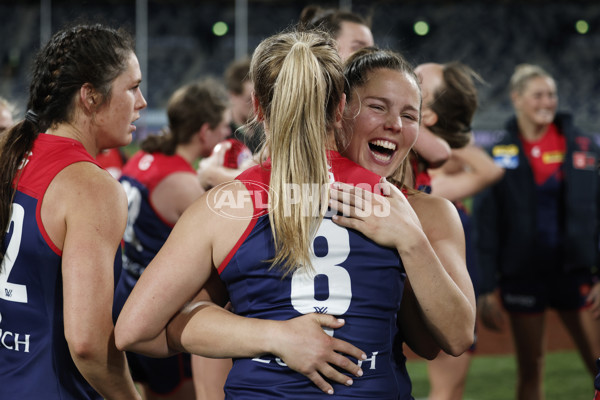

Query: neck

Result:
[517,117,549,141]
[231,109,247,127]
[175,142,202,165]
[47,121,97,157]
[325,132,338,152]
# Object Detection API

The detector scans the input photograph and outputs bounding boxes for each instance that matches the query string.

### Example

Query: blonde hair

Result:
[509,63,553,95]
[249,30,344,275]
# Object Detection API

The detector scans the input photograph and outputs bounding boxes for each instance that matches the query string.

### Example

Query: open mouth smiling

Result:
[368,139,397,162]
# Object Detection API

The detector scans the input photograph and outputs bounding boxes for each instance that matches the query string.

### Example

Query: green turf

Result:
[406,351,595,400]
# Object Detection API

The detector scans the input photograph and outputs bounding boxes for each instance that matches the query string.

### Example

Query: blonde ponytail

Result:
[250,30,344,276]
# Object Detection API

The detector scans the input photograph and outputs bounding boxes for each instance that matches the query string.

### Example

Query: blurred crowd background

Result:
[1,0,598,145]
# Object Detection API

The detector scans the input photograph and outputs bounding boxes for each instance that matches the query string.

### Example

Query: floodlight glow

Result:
[213,21,228,36]
[414,21,429,36]
[575,20,589,34]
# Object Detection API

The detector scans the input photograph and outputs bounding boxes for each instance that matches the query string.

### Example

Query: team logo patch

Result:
[573,151,596,170]
[492,144,519,169]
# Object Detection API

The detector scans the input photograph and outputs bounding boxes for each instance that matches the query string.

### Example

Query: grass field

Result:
[406,351,595,400]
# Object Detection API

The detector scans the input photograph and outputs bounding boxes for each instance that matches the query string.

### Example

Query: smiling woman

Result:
[474,63,600,400]
[341,66,420,178]
[331,46,477,400]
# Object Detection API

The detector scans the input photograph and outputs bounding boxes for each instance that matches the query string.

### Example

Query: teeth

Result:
[372,152,392,162]
[370,140,396,150]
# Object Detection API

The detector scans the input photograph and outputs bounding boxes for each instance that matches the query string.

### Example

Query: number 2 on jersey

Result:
[0,204,28,303]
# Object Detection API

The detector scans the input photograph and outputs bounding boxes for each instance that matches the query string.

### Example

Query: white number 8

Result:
[290,219,352,320]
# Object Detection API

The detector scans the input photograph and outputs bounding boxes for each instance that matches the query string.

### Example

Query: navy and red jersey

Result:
[520,123,566,268]
[118,151,196,274]
[474,113,600,293]
[0,134,104,399]
[114,150,197,393]
[218,150,411,399]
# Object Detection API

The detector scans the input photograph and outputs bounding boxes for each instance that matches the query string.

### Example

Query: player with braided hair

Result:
[0,24,146,399]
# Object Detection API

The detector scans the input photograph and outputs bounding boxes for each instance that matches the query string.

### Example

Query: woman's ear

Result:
[80,83,99,113]
[510,90,520,109]
[252,92,264,122]
[421,107,438,128]
[334,93,347,130]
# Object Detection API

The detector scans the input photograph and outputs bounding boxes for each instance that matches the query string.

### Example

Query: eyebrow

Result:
[365,95,420,112]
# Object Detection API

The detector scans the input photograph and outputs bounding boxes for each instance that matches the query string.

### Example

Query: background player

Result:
[474,63,600,400]
[415,61,504,400]
[0,96,15,133]
[114,78,231,400]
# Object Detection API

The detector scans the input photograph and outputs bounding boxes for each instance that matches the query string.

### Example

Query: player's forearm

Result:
[396,234,475,355]
[70,334,141,400]
[397,285,440,360]
[167,301,280,358]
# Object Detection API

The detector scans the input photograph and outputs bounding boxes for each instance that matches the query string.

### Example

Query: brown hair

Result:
[141,78,228,155]
[343,46,421,189]
[224,57,252,95]
[427,62,482,149]
[299,5,371,38]
[0,24,135,265]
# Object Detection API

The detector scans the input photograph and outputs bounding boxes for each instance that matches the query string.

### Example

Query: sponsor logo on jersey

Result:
[0,328,30,352]
[492,144,519,169]
[252,351,380,370]
[542,150,564,164]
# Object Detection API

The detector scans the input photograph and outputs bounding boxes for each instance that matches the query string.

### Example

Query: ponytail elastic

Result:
[25,110,39,125]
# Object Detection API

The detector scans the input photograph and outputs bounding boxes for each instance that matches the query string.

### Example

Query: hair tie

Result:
[25,110,39,125]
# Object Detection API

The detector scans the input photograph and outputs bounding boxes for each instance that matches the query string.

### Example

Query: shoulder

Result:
[408,191,455,215]
[44,161,127,246]
[59,162,127,217]
[175,180,256,265]
[203,179,260,220]
[408,192,462,238]
[153,171,205,216]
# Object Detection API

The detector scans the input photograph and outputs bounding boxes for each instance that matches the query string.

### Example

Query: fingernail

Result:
[337,318,344,323]
[328,389,334,395]
[346,379,353,386]
[357,368,363,377]
[361,353,367,360]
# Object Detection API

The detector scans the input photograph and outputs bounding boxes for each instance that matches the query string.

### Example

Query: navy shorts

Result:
[500,270,593,314]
